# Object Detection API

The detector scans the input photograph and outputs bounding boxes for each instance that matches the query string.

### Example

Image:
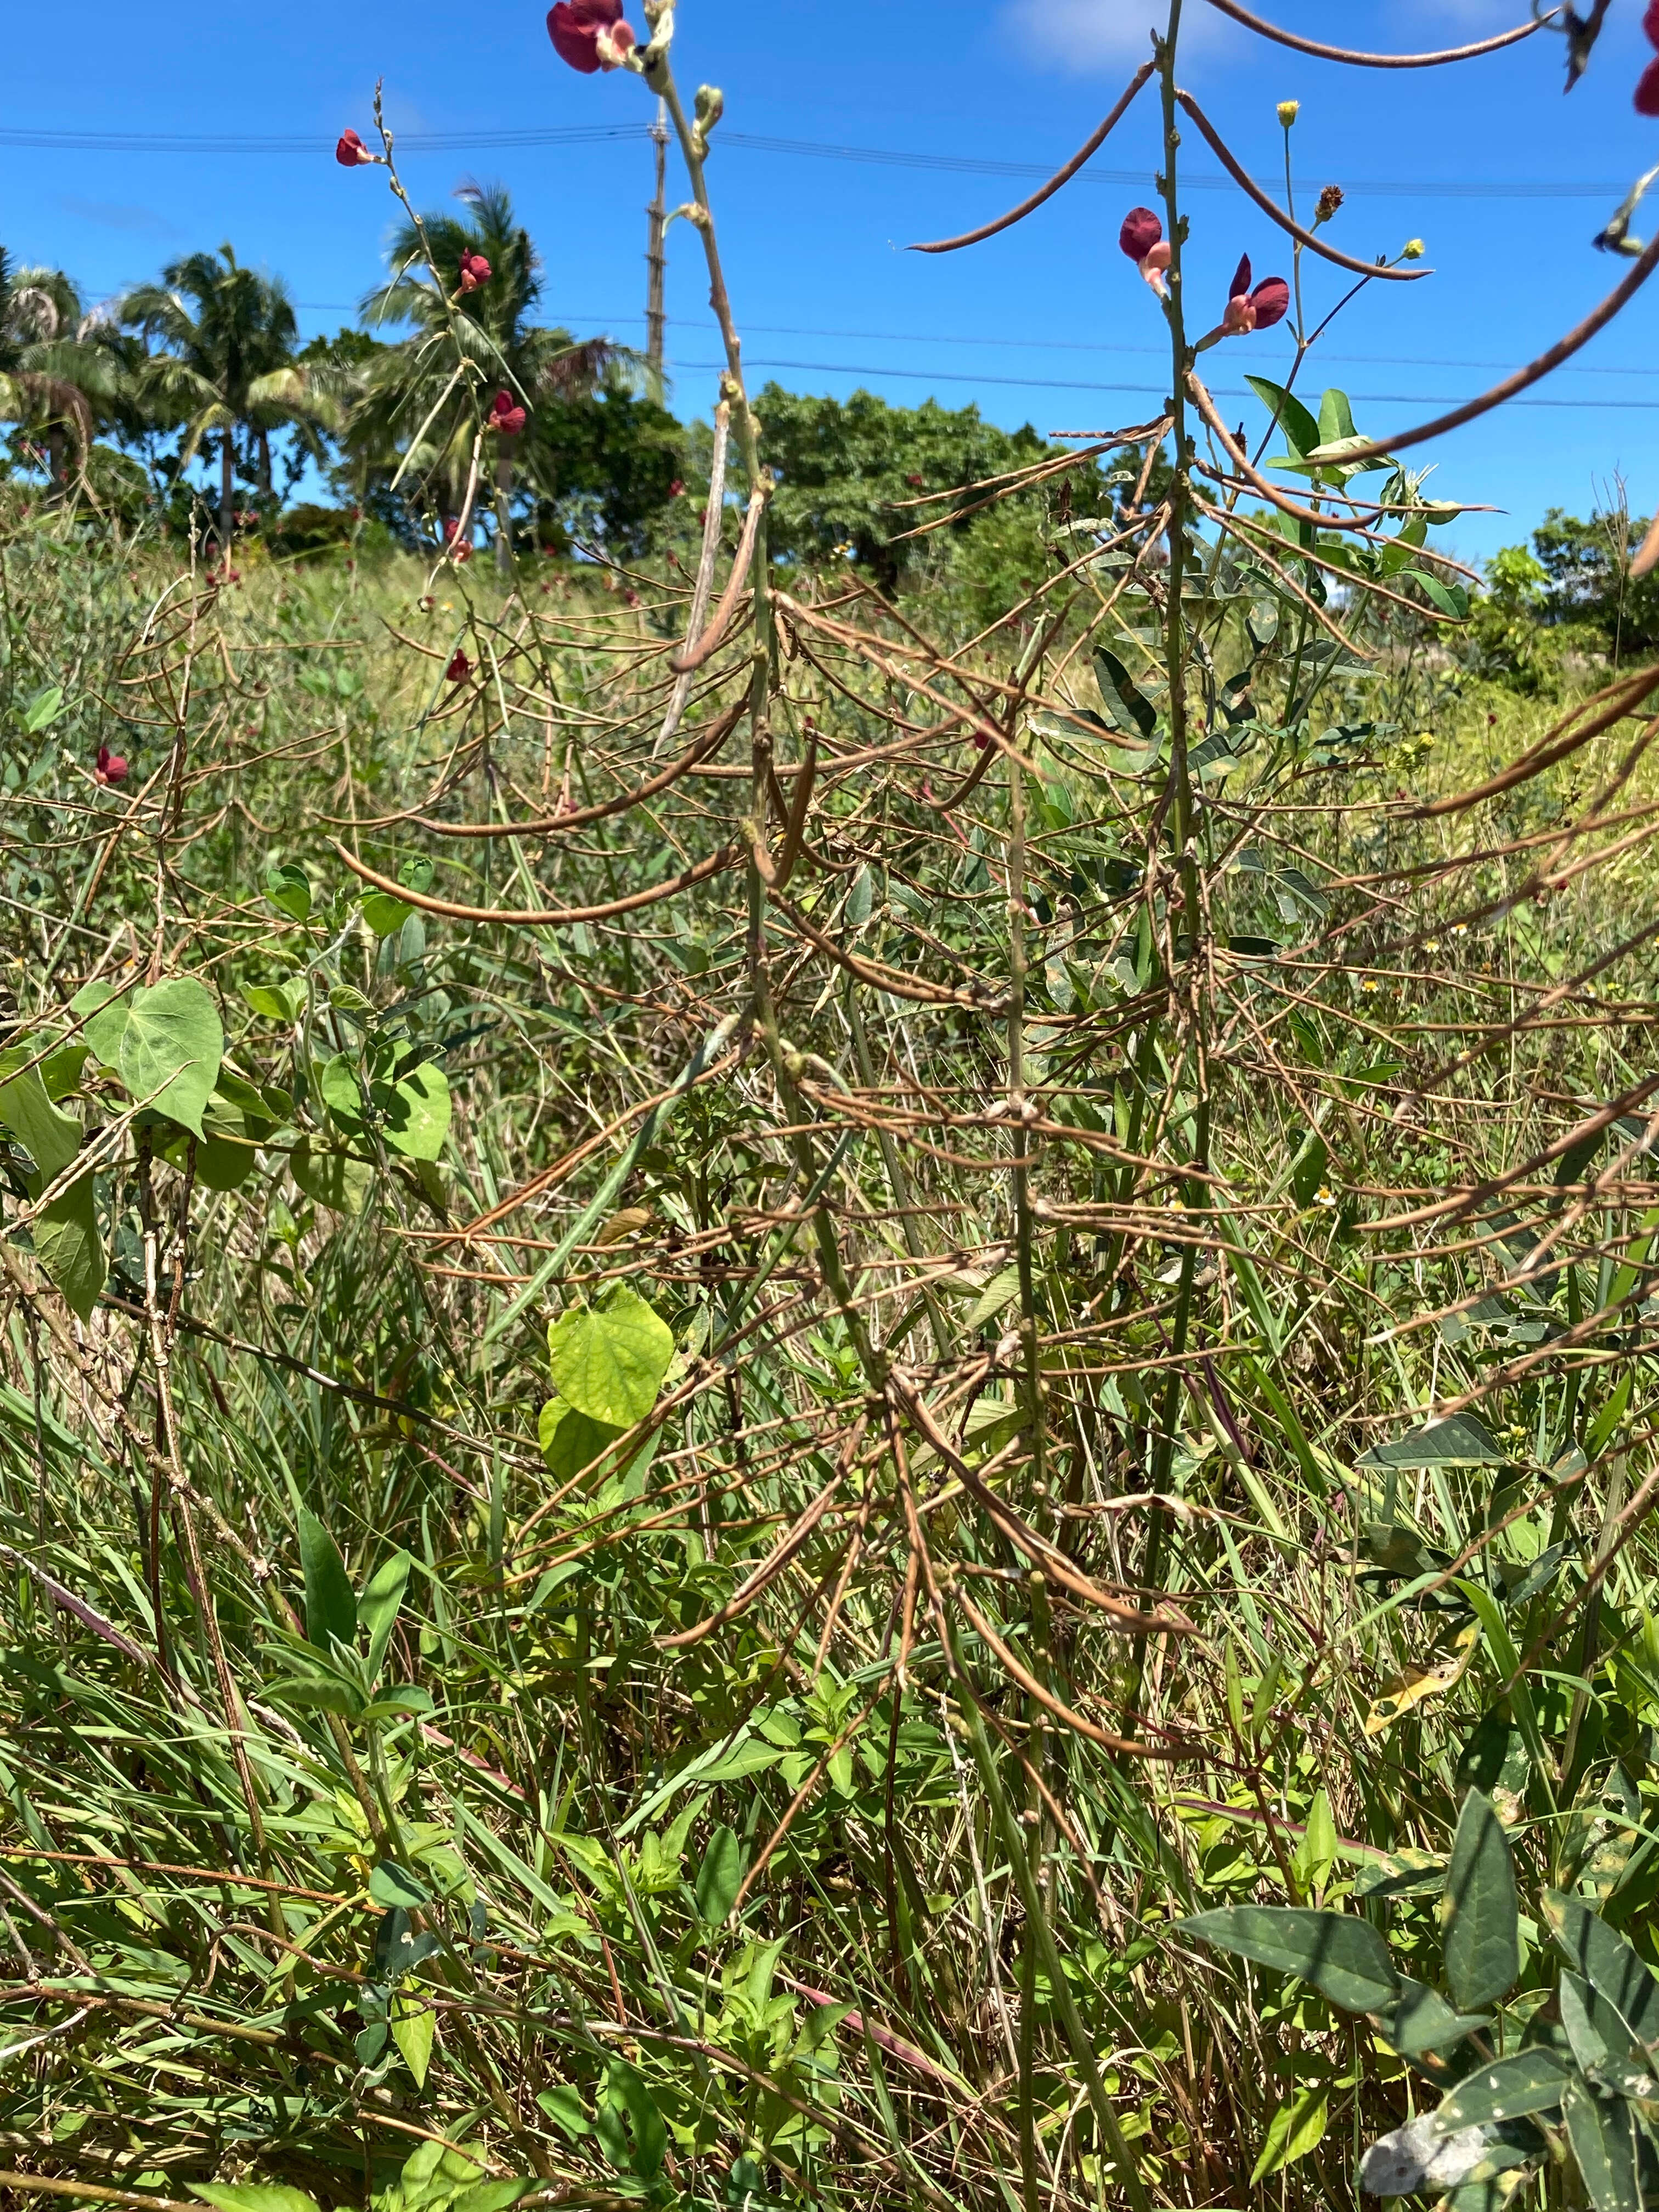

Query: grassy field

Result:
[1,426,1657,2212]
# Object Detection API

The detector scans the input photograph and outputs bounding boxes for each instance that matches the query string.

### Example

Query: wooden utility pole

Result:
[645,98,668,380]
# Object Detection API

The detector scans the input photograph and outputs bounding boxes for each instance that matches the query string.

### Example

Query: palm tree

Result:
[353,183,635,572]
[121,245,334,554]
[0,250,126,493]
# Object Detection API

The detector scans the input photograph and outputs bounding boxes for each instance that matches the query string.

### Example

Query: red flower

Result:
[489,389,527,436]
[1220,255,1290,335]
[443,520,474,562]
[548,0,637,72]
[1639,2,1659,112]
[906,472,925,488]
[95,744,129,786]
[1119,206,1171,295]
[447,650,472,683]
[336,129,375,167]
[668,478,684,497]
[459,252,492,295]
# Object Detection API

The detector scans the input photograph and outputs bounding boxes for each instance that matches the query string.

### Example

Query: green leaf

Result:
[966,1263,1022,1331]
[71,980,131,1068]
[1317,388,1358,449]
[1544,1891,1659,2045]
[297,1508,357,1653]
[319,1053,366,1136]
[538,2085,592,2140]
[1386,1977,1488,2058]
[1561,1971,1629,2073]
[451,2186,532,2212]
[34,1174,106,1322]
[290,1137,373,1216]
[191,2189,323,2212]
[1564,2078,1644,2212]
[1290,1128,1329,1210]
[391,2000,435,2087]
[266,862,312,922]
[603,2059,668,2180]
[1356,1414,1507,1470]
[696,1825,744,1925]
[1444,1791,1520,2011]
[241,980,303,1023]
[548,1286,674,1430]
[1178,1905,1399,2014]
[118,978,223,1139]
[1438,2048,1572,2128]
[370,1861,429,1909]
[0,1057,83,1182]
[379,1061,451,1161]
[1093,647,1158,741]
[538,1396,625,1480]
[1250,2079,1328,2185]
[1245,375,1322,463]
[363,890,413,936]
[360,1550,411,1683]
[21,684,64,733]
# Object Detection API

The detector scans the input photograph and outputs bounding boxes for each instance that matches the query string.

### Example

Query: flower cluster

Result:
[1118,209,1286,336]
[489,390,527,436]
[459,252,492,295]
[548,0,637,71]
[1638,1,1659,114]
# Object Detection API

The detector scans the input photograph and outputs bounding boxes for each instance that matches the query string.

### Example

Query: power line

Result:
[665,353,1659,409]
[288,303,1659,383]
[0,119,1635,202]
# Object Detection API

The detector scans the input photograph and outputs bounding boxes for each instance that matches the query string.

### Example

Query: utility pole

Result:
[645,98,668,382]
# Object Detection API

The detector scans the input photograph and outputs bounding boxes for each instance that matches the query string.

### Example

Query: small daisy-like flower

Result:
[1451,922,1469,937]
[1360,978,1381,993]
[1424,938,1441,953]
[1314,1184,1336,1208]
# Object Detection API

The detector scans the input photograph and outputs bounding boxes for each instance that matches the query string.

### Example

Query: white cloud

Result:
[1001,0,1234,76]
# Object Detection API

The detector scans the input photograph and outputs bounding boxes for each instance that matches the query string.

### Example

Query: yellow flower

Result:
[1403,239,1426,261]
[1277,100,1300,126]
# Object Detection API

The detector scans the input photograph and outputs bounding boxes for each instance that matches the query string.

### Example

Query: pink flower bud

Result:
[1119,207,1163,264]
[1220,255,1290,336]
[95,745,129,786]
[489,389,527,436]
[459,252,492,294]
[336,129,375,167]
[548,0,637,72]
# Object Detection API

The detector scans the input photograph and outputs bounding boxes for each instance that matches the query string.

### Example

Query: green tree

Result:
[1532,503,1659,650]
[354,183,641,572]
[0,250,125,492]
[121,245,332,555]
[751,385,1054,592]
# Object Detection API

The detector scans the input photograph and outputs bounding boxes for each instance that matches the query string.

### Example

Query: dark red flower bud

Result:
[459,252,492,294]
[447,650,471,683]
[1249,275,1290,330]
[95,744,129,786]
[1646,0,1659,45]
[669,479,684,497]
[489,389,527,436]
[1119,207,1163,263]
[906,472,925,488]
[1639,54,1659,113]
[548,0,637,72]
[336,129,375,167]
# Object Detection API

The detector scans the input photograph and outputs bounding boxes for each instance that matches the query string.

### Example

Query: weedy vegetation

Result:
[7,4,1659,2211]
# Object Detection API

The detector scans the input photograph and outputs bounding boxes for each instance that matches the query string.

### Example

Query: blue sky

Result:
[8,0,1659,559]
